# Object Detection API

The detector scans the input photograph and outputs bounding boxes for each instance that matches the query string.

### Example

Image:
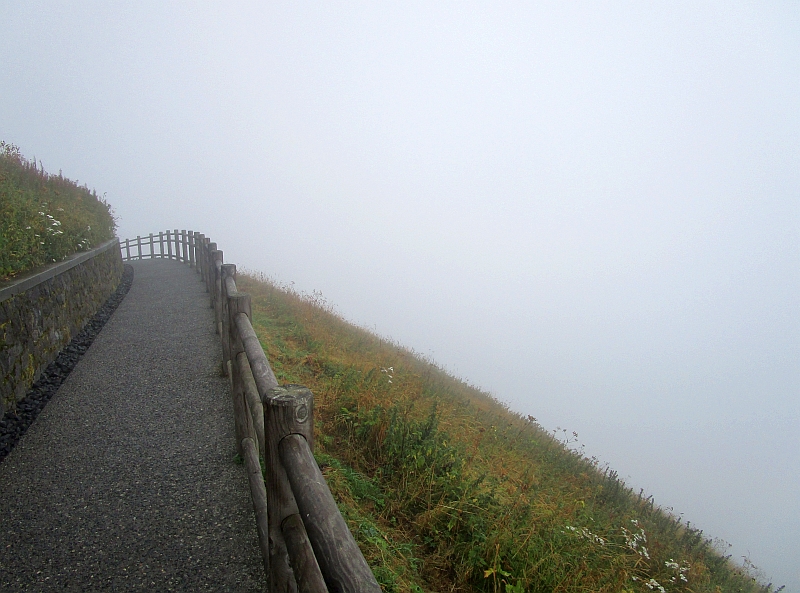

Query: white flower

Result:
[645,578,665,593]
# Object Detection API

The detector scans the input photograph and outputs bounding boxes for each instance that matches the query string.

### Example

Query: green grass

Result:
[0,141,116,280]
[238,271,775,593]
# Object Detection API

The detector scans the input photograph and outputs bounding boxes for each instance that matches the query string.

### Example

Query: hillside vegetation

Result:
[236,272,774,593]
[0,141,116,280]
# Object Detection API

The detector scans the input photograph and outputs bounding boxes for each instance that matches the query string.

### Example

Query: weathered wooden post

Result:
[265,385,324,593]
[189,231,200,274]
[166,230,173,259]
[136,235,142,260]
[189,230,196,267]
[203,237,210,282]
[236,354,265,459]
[196,233,206,282]
[148,233,154,258]
[227,291,251,457]
[207,242,218,299]
[182,230,189,263]
[221,263,236,377]
[124,238,131,261]
[211,243,222,336]
[203,237,210,285]
[212,249,223,336]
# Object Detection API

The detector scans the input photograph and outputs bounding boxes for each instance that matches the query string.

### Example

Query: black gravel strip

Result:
[0,264,134,463]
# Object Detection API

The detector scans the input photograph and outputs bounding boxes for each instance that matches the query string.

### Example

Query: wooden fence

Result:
[120,232,381,593]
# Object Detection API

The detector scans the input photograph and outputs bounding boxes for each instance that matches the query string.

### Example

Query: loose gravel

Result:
[0,264,134,463]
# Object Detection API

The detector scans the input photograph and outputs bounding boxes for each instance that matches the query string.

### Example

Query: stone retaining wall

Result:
[0,239,123,415]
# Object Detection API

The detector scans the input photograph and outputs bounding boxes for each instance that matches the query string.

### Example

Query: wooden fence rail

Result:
[121,232,380,593]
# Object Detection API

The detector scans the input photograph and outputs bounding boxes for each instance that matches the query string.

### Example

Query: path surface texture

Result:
[0,259,265,591]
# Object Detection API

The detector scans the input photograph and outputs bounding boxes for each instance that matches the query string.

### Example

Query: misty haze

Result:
[1,2,797,589]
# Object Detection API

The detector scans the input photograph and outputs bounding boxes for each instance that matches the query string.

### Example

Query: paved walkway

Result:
[0,259,265,591]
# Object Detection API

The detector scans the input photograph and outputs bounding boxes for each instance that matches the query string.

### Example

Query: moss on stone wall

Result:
[0,243,123,414]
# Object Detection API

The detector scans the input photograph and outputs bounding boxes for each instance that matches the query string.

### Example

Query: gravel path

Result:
[1,265,134,463]
[0,259,265,591]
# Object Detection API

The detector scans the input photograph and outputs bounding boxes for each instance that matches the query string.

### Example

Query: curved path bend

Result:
[0,259,265,591]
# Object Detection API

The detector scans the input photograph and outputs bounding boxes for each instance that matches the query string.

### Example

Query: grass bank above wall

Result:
[235,272,773,593]
[0,141,116,280]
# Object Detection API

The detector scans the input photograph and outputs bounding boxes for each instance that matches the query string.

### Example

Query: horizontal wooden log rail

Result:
[121,232,380,593]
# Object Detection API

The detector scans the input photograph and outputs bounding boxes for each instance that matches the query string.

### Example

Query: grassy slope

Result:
[237,272,770,593]
[0,141,116,280]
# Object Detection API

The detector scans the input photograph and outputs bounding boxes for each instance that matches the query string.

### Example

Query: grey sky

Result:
[2,2,798,587]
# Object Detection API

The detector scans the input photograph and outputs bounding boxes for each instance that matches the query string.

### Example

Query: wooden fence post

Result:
[221,263,236,376]
[197,233,206,281]
[265,385,319,593]
[210,247,221,327]
[187,232,197,268]
[202,236,209,283]
[203,237,210,285]
[207,242,217,299]
[228,292,251,457]
[189,230,196,267]
[181,230,188,263]
[198,233,204,272]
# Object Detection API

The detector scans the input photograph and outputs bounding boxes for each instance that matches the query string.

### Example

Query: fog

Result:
[2,2,798,588]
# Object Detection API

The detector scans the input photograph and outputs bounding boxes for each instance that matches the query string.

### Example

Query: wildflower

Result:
[563,525,606,545]
[644,578,665,593]
[665,559,690,583]
[622,520,650,559]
